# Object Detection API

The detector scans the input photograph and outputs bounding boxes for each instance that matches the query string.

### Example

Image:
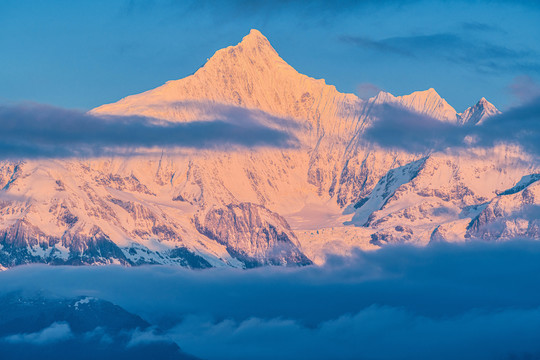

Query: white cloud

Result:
[4,322,74,345]
[126,327,171,348]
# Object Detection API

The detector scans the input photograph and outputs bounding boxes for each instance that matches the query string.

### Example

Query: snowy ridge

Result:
[458,97,501,125]
[466,178,540,240]
[396,88,459,122]
[368,88,457,122]
[348,158,428,227]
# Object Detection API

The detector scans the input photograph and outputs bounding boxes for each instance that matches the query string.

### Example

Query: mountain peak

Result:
[91,28,359,130]
[371,91,396,104]
[201,29,280,71]
[458,97,500,125]
[395,88,458,122]
[474,97,498,112]
[409,88,440,99]
[231,29,273,52]
[243,29,268,42]
[476,97,498,112]
[225,29,275,56]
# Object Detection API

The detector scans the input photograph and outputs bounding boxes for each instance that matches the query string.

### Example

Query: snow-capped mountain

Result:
[0,29,538,268]
[369,88,459,122]
[458,97,501,125]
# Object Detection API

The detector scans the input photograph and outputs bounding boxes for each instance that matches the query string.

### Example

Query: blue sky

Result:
[1,0,539,111]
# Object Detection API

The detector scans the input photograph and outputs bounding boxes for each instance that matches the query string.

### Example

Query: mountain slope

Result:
[0,29,537,268]
[92,29,361,142]
[458,97,501,125]
[0,294,197,360]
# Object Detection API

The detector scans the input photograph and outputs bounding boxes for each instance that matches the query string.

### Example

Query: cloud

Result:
[342,32,540,74]
[167,306,540,360]
[0,102,298,159]
[2,241,540,359]
[341,35,413,56]
[3,322,74,345]
[125,0,422,18]
[126,327,172,348]
[362,97,540,156]
[124,0,540,19]
[121,0,419,31]
[82,327,114,345]
[460,21,506,34]
[356,83,384,100]
[508,75,540,104]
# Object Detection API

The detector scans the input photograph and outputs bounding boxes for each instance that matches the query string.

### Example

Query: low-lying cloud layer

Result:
[509,75,540,104]
[0,102,297,158]
[4,322,73,345]
[1,241,540,359]
[364,96,540,156]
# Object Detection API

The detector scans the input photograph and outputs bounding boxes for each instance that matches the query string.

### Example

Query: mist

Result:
[2,240,540,359]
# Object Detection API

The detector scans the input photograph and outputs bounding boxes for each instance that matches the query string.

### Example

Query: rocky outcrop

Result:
[194,203,311,267]
[466,179,540,240]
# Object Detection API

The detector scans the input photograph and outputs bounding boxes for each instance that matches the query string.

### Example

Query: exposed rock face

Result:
[370,225,414,246]
[194,203,311,267]
[349,151,538,246]
[0,220,128,267]
[466,180,540,240]
[350,158,427,226]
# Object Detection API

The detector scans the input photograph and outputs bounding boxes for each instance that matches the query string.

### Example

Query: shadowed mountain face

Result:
[0,293,198,360]
[0,29,538,268]
[194,202,312,267]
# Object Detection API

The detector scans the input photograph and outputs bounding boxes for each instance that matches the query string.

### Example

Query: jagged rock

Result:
[194,202,311,267]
